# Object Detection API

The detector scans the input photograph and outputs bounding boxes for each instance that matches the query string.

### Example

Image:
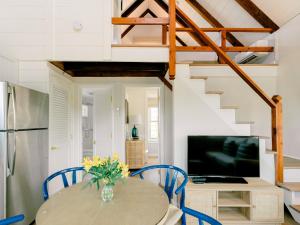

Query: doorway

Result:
[125,87,161,166]
[81,87,113,160]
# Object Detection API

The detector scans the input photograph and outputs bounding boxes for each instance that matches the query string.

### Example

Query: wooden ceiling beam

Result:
[121,9,151,38]
[62,62,168,72]
[72,71,164,77]
[121,0,145,17]
[186,0,243,46]
[121,9,187,46]
[154,0,206,46]
[235,0,279,32]
[176,36,187,46]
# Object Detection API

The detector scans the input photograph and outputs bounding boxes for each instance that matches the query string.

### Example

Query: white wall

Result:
[205,76,277,148]
[0,55,18,83]
[53,0,112,61]
[275,15,300,158]
[0,55,49,93]
[173,64,242,170]
[0,0,52,60]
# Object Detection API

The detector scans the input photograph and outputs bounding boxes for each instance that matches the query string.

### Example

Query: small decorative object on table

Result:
[82,153,129,202]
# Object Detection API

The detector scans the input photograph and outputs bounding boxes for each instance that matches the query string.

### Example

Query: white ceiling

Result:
[252,0,300,26]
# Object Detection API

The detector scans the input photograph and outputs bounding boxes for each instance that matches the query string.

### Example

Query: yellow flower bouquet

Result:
[82,153,129,201]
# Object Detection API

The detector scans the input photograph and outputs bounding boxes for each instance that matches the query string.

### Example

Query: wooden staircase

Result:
[112,0,284,184]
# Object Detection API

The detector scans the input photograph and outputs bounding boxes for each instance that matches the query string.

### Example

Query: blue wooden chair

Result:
[0,214,24,225]
[130,165,188,208]
[43,166,84,200]
[182,207,222,225]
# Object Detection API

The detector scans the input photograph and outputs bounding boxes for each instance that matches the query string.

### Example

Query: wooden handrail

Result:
[176,46,274,52]
[173,7,276,108]
[175,27,273,33]
[168,2,283,183]
[112,17,169,25]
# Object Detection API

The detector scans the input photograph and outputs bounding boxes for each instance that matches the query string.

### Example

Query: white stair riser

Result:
[284,168,300,182]
[231,124,251,136]
[219,109,236,123]
[289,208,300,223]
[260,139,275,184]
[284,190,300,223]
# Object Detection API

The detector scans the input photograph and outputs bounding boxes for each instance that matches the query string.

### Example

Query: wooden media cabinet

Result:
[182,178,284,225]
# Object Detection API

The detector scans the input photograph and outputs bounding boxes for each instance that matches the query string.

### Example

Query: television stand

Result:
[191,176,247,184]
[180,178,284,225]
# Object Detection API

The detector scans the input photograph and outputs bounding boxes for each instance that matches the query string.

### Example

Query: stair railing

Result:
[168,0,283,184]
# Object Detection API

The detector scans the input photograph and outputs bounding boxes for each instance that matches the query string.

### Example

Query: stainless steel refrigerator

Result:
[0,82,49,224]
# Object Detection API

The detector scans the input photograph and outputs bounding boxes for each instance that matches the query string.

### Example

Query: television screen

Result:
[188,136,260,178]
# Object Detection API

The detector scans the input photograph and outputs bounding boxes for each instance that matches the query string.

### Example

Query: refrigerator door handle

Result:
[7,85,17,176]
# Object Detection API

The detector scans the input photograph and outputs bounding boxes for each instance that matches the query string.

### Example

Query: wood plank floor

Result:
[283,208,299,225]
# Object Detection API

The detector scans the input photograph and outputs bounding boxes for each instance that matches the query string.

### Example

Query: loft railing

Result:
[168,0,283,184]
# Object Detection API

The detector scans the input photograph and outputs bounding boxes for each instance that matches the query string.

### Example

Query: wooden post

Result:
[169,0,176,80]
[219,31,227,64]
[162,25,167,45]
[221,30,227,49]
[272,95,283,184]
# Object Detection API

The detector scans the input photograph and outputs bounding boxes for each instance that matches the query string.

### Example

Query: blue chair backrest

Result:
[0,214,24,225]
[43,166,84,200]
[182,207,222,225]
[130,165,188,208]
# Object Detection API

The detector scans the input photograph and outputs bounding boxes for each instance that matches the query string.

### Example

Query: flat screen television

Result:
[188,136,260,183]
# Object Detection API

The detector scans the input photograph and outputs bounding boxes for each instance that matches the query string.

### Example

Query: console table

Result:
[183,178,284,225]
[126,140,145,169]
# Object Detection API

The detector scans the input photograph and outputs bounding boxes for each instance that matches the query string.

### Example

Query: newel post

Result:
[169,0,176,80]
[272,95,283,184]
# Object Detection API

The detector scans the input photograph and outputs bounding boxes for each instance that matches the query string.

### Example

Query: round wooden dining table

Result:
[36,178,169,225]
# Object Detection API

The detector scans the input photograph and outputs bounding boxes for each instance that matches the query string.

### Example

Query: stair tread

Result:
[284,156,300,169]
[290,205,300,213]
[206,90,224,95]
[266,149,277,154]
[278,182,300,192]
[236,121,255,124]
[221,105,239,109]
[190,75,208,80]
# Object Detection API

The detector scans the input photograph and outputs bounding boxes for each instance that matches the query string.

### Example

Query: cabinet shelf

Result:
[218,191,251,207]
[218,207,250,222]
[218,198,251,207]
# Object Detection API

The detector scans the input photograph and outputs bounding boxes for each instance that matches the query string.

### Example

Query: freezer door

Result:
[6,129,48,225]
[8,84,49,130]
[0,132,7,219]
[0,82,8,131]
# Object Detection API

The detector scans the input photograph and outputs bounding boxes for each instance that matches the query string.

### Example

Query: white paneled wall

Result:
[0,0,52,60]
[18,61,49,93]
[0,0,113,61]
[54,0,112,60]
[0,55,18,83]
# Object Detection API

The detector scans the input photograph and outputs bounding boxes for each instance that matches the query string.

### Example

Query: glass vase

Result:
[101,184,114,202]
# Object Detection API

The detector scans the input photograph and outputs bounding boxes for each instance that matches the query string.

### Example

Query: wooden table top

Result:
[36,178,169,225]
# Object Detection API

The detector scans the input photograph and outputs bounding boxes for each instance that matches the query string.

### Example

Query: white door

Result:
[49,72,73,195]
[93,88,113,158]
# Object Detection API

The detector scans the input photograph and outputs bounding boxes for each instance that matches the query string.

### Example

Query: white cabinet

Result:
[185,190,217,224]
[252,191,284,222]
